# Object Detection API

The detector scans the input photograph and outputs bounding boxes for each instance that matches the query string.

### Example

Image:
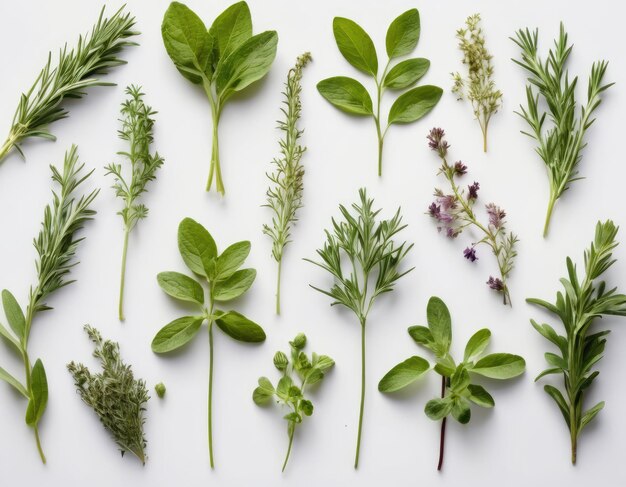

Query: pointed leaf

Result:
[25,359,48,426]
[463,328,491,362]
[157,272,205,305]
[383,58,430,89]
[467,384,494,408]
[213,269,256,301]
[471,353,526,379]
[580,401,604,430]
[208,1,252,63]
[388,85,442,125]
[215,241,251,279]
[151,316,204,353]
[0,366,28,398]
[333,17,378,75]
[2,290,25,340]
[386,9,420,58]
[544,385,570,427]
[178,218,217,277]
[215,311,265,343]
[426,296,451,355]
[317,77,373,115]
[378,356,430,392]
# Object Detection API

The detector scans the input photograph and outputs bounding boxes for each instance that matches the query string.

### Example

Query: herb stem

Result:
[34,425,46,464]
[437,375,448,471]
[354,317,366,469]
[543,192,556,238]
[205,83,224,195]
[0,131,18,163]
[275,257,282,315]
[282,425,295,472]
[118,226,130,321]
[208,318,215,468]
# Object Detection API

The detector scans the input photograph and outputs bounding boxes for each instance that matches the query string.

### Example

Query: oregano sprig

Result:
[0,6,138,164]
[317,9,442,176]
[512,24,613,237]
[263,53,311,315]
[305,188,413,468]
[105,85,164,321]
[0,146,98,463]
[67,325,149,464]
[151,218,265,467]
[527,220,626,464]
[253,333,334,471]
[379,297,525,470]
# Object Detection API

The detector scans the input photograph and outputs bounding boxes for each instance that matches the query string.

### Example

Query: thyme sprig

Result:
[263,53,311,315]
[68,326,149,464]
[0,6,138,163]
[105,85,164,321]
[512,24,613,237]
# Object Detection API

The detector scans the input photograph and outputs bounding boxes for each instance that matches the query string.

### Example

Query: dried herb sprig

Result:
[105,85,164,321]
[0,146,98,463]
[0,6,138,164]
[426,128,518,305]
[527,220,626,464]
[263,53,311,315]
[512,24,613,237]
[305,188,413,468]
[68,325,149,464]
[379,297,525,470]
[451,13,502,152]
[253,333,334,471]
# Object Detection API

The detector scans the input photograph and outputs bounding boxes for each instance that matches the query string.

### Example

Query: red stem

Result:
[437,376,448,471]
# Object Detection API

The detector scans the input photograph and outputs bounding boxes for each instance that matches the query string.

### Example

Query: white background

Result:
[0,0,624,485]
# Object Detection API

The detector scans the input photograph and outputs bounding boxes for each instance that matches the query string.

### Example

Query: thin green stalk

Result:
[118,226,130,321]
[354,317,366,469]
[543,192,556,238]
[204,82,223,195]
[208,293,215,468]
[275,258,282,315]
[282,426,295,472]
[34,426,46,464]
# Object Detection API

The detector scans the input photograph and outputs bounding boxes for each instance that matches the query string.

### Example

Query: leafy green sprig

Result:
[263,53,311,315]
[0,146,98,463]
[451,13,502,152]
[379,297,525,470]
[105,85,164,321]
[512,24,613,237]
[0,6,138,163]
[253,333,334,471]
[161,1,278,194]
[68,325,149,464]
[527,220,626,464]
[151,218,265,467]
[306,188,413,468]
[317,9,442,176]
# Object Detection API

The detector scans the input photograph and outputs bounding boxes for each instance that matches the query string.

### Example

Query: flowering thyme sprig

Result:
[426,128,518,306]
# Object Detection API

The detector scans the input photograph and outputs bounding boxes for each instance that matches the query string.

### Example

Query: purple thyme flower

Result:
[428,202,441,219]
[487,276,504,291]
[454,161,467,176]
[468,182,480,200]
[427,127,450,157]
[438,194,456,211]
[463,246,478,262]
[446,227,459,239]
[486,203,506,228]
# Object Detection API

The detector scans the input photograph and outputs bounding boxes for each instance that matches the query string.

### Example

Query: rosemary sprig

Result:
[305,188,413,468]
[0,5,138,164]
[0,146,98,462]
[68,325,149,464]
[527,220,626,464]
[105,85,164,321]
[511,24,613,237]
[263,53,311,315]
[451,13,502,152]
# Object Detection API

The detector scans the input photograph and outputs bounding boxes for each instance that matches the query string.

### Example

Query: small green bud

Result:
[292,333,307,349]
[273,351,288,371]
[155,382,166,398]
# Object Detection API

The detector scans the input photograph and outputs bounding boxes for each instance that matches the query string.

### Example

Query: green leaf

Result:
[215,311,265,342]
[332,17,378,76]
[178,218,217,277]
[451,397,471,424]
[544,385,570,427]
[544,352,567,370]
[312,354,335,372]
[407,325,433,347]
[378,356,430,392]
[434,355,456,377]
[252,376,274,405]
[383,58,430,89]
[425,397,452,421]
[467,384,494,408]
[463,328,491,362]
[0,322,20,353]
[304,368,324,385]
[426,296,451,355]
[471,353,526,379]
[388,85,443,125]
[216,241,251,279]
[157,272,205,305]
[535,367,562,381]
[162,2,213,83]
[2,290,25,340]
[277,375,293,399]
[208,1,252,63]
[580,401,604,430]
[213,269,256,301]
[301,399,314,416]
[25,359,48,426]
[317,77,373,116]
[0,366,28,398]
[215,31,278,101]
[151,316,204,353]
[386,9,420,58]
[450,366,470,391]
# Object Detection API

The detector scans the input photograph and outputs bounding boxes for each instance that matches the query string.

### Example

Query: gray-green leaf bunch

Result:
[253,333,334,471]
[263,53,311,315]
[317,9,443,176]
[306,188,413,468]
[105,85,165,321]
[512,24,613,237]
[68,325,149,464]
[527,220,626,464]
[379,296,525,470]
[151,218,265,467]
[161,1,278,194]
[0,146,98,463]
[0,6,138,164]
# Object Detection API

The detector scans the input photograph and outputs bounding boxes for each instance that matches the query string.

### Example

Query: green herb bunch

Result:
[0,146,98,463]
[512,24,613,237]
[161,1,278,194]
[306,188,413,468]
[253,333,334,471]
[263,53,311,315]
[105,85,165,321]
[151,218,265,467]
[527,220,626,464]
[317,9,442,176]
[451,13,502,152]
[379,297,525,470]
[68,325,149,464]
[0,6,138,164]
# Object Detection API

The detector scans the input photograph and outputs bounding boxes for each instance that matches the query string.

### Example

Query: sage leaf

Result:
[0,322,20,352]
[451,397,471,424]
[215,311,266,342]
[157,272,205,305]
[215,241,251,279]
[213,269,256,301]
[378,356,430,392]
[425,397,452,421]
[388,85,443,124]
[2,289,25,340]
[332,17,378,76]
[407,325,433,347]
[208,1,252,62]
[463,329,491,362]
[426,296,451,354]
[383,58,429,89]
[178,217,217,277]
[471,353,526,379]
[317,77,373,116]
[0,366,28,398]
[580,402,604,430]
[467,384,494,408]
[25,359,48,427]
[151,316,204,353]
[386,9,420,58]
